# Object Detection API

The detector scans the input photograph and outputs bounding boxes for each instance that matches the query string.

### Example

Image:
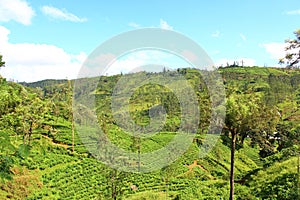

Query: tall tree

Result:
[67,80,75,154]
[225,92,278,199]
[279,29,300,68]
[226,93,253,200]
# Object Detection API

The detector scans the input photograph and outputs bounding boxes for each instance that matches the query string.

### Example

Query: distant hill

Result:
[19,79,68,88]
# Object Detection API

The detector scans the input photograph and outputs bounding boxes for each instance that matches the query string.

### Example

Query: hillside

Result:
[0,66,299,199]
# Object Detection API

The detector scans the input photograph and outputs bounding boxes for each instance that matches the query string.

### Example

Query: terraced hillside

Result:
[0,66,299,199]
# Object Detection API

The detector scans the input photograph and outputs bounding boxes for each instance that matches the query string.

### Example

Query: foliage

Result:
[0,131,15,181]
[0,67,299,199]
[0,54,5,68]
[280,29,300,68]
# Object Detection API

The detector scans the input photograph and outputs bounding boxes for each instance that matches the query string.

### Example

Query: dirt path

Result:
[185,160,208,172]
[41,135,69,149]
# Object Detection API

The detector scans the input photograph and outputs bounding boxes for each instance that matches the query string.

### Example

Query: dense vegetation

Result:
[0,66,299,199]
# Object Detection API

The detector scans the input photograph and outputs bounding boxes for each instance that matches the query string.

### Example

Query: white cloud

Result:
[127,19,174,30]
[160,19,173,30]
[285,9,300,15]
[262,42,300,67]
[0,0,35,25]
[211,30,221,38]
[216,58,256,67]
[41,6,87,22]
[0,26,10,45]
[0,26,87,82]
[261,42,286,60]
[128,22,140,28]
[240,33,246,41]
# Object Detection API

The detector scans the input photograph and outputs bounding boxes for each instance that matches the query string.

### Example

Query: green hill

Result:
[0,66,299,199]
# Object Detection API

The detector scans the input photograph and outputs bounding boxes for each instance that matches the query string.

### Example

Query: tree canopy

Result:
[280,29,300,68]
[0,55,5,68]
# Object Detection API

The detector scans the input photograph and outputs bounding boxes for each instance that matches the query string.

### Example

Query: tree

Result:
[225,93,254,200]
[24,98,43,145]
[0,131,15,181]
[14,90,47,146]
[0,54,5,68]
[0,79,30,181]
[106,169,126,200]
[67,80,75,153]
[279,29,300,68]
[225,92,279,200]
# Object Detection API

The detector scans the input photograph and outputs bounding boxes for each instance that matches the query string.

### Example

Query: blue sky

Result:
[0,0,300,82]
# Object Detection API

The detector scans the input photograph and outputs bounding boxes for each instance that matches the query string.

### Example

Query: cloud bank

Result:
[0,26,87,82]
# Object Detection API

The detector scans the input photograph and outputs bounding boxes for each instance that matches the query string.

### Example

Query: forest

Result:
[0,61,300,199]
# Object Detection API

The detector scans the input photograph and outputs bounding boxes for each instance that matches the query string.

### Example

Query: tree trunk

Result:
[138,137,141,172]
[111,170,117,200]
[28,121,33,145]
[23,134,27,145]
[22,115,26,145]
[240,134,246,146]
[230,129,237,200]
[166,179,169,200]
[71,115,75,153]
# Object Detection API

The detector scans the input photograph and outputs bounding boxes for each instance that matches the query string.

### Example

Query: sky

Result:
[0,0,300,82]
